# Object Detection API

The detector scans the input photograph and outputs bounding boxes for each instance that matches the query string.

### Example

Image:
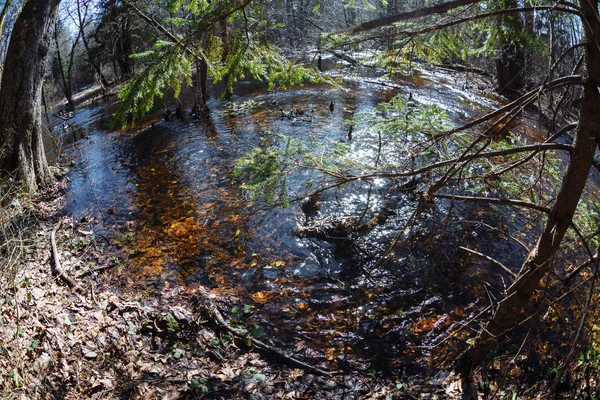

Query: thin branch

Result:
[545,123,578,143]
[50,220,82,292]
[464,220,529,252]
[200,292,336,376]
[460,246,517,278]
[433,194,551,214]
[392,7,581,45]
[338,3,581,36]
[565,251,599,283]
[438,75,581,139]
[291,143,570,204]
[550,245,599,395]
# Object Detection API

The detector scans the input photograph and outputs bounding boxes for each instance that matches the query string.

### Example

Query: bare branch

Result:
[460,246,517,278]
[433,194,551,214]
[440,75,582,139]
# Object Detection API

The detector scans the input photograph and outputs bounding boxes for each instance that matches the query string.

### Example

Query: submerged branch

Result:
[200,292,336,376]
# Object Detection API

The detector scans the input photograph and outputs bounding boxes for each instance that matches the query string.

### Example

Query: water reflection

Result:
[51,70,559,374]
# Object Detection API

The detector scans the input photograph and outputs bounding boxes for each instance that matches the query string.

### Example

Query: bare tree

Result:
[53,20,81,110]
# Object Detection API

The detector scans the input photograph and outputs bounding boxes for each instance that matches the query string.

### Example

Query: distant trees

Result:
[53,20,81,110]
[0,0,19,80]
[74,0,110,91]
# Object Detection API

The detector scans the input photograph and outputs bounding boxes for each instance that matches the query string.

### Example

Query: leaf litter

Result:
[0,182,459,399]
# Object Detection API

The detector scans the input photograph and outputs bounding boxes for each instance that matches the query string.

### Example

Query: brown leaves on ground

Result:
[0,184,424,400]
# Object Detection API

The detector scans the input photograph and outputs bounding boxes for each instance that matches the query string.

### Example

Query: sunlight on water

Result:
[51,67,559,373]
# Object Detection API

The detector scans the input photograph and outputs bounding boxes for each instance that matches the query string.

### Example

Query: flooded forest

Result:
[1,0,600,399]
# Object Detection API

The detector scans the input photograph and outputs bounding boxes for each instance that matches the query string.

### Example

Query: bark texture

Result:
[456,1,600,397]
[0,0,61,192]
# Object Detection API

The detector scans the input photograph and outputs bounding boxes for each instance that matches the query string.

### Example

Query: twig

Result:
[434,194,551,214]
[201,296,336,376]
[464,220,529,252]
[550,244,599,395]
[50,219,82,292]
[79,264,113,277]
[460,246,517,279]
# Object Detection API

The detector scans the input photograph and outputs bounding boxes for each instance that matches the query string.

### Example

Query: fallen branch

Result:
[50,219,82,292]
[200,294,336,376]
[79,264,113,277]
[460,246,517,278]
[54,113,70,121]
[364,79,402,89]
[433,193,551,214]
[338,0,481,34]
[324,49,358,66]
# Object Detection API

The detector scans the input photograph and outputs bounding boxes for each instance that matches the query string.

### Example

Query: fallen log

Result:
[325,49,359,66]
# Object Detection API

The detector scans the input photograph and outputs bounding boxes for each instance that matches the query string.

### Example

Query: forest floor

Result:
[0,179,462,399]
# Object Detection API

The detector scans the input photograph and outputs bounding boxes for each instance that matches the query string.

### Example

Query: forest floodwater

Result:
[47,67,594,380]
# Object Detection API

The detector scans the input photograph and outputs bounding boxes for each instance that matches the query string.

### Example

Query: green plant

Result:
[190,378,209,394]
[165,313,179,333]
[9,371,23,388]
[25,340,38,352]
[172,347,185,359]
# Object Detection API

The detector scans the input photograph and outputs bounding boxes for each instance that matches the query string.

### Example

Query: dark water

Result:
[46,68,588,376]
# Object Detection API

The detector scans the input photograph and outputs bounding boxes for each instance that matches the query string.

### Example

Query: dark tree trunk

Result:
[0,0,60,192]
[118,14,134,80]
[495,0,524,94]
[456,1,600,397]
[496,43,524,94]
[198,57,208,106]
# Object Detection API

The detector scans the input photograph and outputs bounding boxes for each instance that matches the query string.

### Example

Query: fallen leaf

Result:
[82,346,98,359]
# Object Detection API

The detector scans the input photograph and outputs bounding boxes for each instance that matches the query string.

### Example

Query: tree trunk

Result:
[456,1,600,396]
[0,0,13,79]
[198,56,208,106]
[53,25,75,110]
[0,0,60,192]
[495,0,524,94]
[118,14,134,80]
[77,0,109,92]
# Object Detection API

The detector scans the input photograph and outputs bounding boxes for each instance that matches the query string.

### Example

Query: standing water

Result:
[48,68,576,376]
